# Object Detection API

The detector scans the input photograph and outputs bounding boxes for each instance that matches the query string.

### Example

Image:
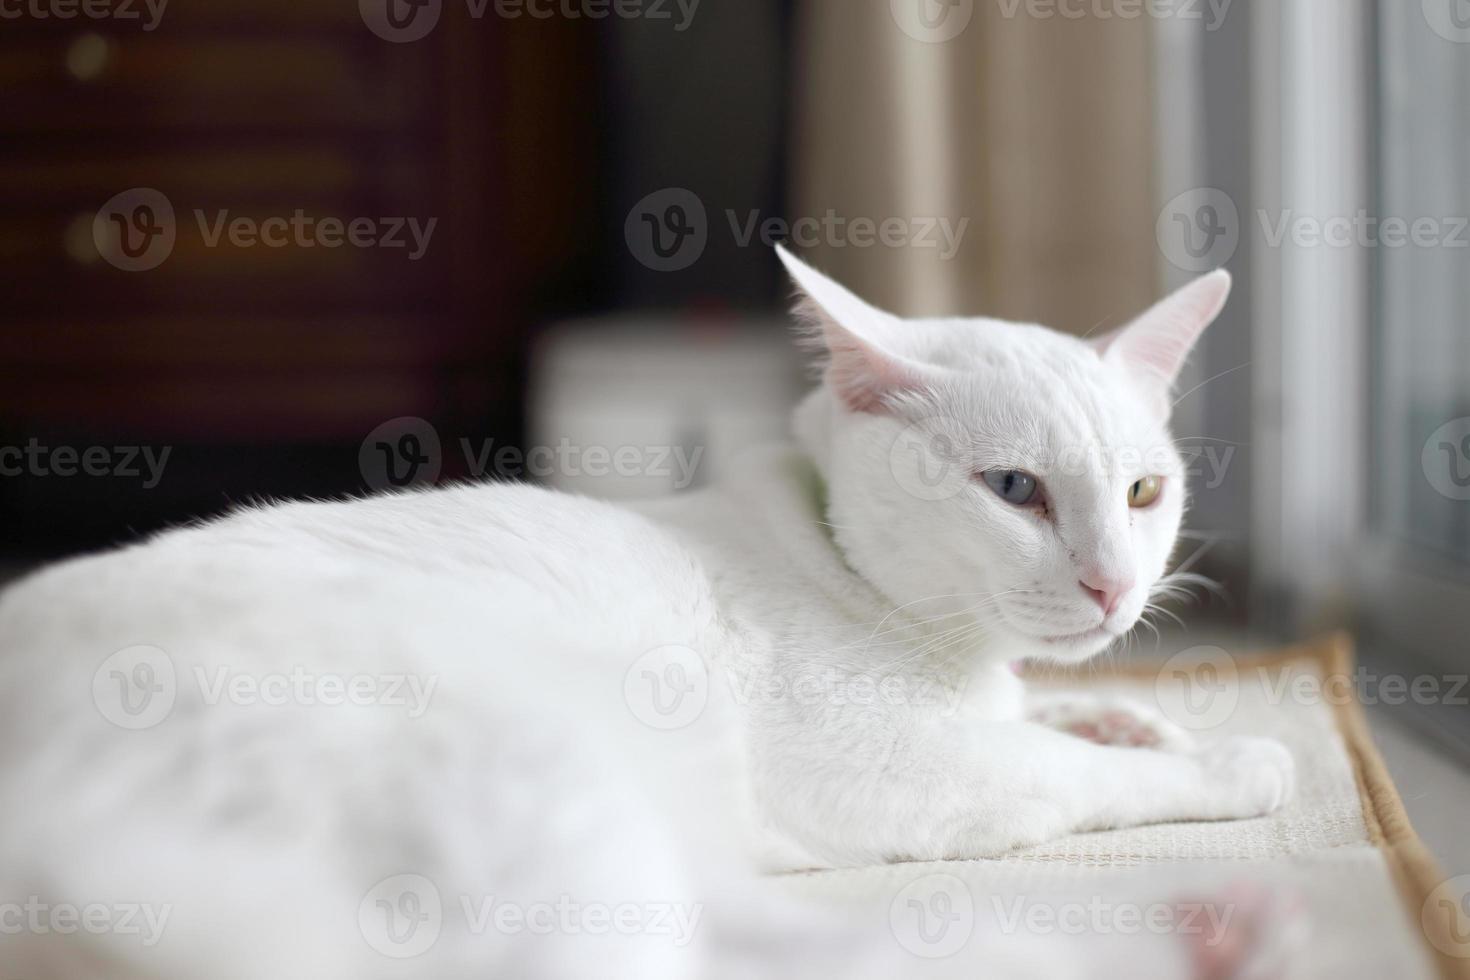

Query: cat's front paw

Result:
[1029,694,1196,752]
[1194,736,1295,818]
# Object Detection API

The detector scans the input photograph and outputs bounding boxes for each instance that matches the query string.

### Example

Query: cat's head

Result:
[779,246,1230,664]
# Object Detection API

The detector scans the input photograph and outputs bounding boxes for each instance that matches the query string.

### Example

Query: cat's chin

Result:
[1018,626,1121,663]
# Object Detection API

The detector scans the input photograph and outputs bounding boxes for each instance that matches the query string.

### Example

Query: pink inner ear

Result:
[1108,318,1199,387]
[1094,269,1232,394]
[823,323,918,414]
[778,245,926,413]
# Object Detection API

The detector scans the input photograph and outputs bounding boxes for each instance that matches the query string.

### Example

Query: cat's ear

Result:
[1092,270,1232,417]
[776,245,928,414]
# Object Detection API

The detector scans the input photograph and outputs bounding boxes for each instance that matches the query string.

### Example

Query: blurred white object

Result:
[529,317,807,499]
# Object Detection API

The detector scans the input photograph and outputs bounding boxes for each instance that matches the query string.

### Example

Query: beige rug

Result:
[781,635,1467,979]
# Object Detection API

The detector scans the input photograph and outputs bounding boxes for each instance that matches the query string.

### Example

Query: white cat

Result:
[0,246,1292,979]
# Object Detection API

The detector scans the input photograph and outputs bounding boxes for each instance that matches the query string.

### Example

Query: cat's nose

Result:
[1079,574,1133,617]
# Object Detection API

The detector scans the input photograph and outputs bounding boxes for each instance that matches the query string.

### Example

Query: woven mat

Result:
[778,635,1466,979]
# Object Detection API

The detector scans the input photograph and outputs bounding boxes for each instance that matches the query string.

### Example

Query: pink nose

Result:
[1079,575,1133,617]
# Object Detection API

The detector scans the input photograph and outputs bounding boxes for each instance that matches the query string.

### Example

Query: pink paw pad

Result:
[1061,710,1167,748]
[1180,882,1310,980]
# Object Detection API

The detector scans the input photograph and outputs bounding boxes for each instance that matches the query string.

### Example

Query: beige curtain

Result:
[792,0,1157,333]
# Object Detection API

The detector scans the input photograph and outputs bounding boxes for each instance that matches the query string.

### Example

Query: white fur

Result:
[0,248,1291,978]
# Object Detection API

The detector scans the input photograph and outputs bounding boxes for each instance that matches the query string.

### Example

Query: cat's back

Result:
[0,480,734,791]
[0,479,719,653]
[0,480,747,979]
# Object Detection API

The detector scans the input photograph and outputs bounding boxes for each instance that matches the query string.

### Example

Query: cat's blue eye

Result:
[981,470,1039,507]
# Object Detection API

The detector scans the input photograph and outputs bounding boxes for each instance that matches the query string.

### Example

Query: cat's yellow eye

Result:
[1128,476,1163,509]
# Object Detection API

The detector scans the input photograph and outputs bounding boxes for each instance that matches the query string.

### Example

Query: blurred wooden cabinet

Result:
[0,0,509,441]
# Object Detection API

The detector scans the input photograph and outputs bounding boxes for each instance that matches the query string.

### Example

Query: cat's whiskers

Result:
[1142,601,1185,631]
[819,616,982,658]
[811,520,869,532]
[784,611,973,640]
[756,601,998,635]
[927,627,1005,676]
[899,619,1000,675]
[1170,361,1252,409]
[1149,568,1224,606]
[880,623,988,672]
[862,589,1026,651]
[1078,313,1121,341]
[778,601,1004,660]
[1170,435,1249,447]
[868,594,1027,672]
[1134,608,1164,647]
[862,618,998,674]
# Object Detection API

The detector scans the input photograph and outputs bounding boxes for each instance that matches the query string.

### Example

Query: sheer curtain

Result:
[790,0,1158,333]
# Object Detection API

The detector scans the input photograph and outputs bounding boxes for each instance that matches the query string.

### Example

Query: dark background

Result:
[1,0,795,559]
